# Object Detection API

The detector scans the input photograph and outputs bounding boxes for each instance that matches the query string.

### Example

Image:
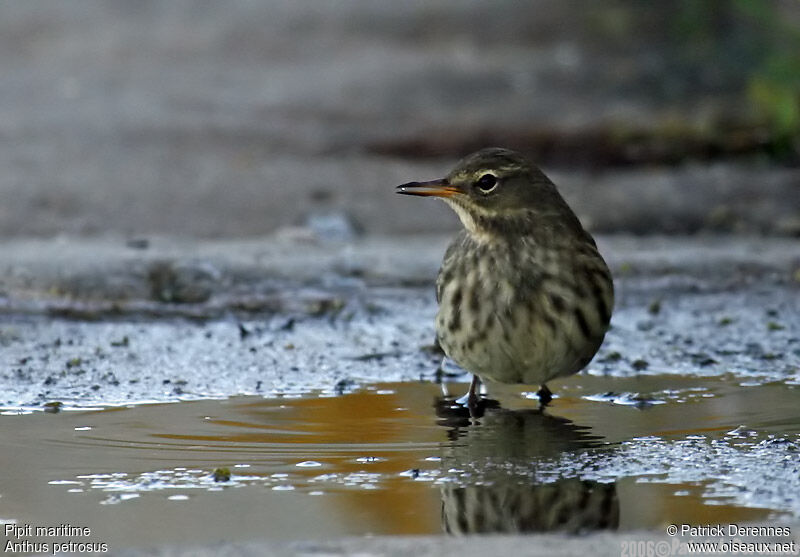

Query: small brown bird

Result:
[397,148,613,410]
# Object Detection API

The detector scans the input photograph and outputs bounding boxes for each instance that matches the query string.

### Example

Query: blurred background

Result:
[1,0,798,240]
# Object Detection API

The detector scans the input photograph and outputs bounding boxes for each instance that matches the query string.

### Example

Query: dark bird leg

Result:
[467,374,480,402]
[537,384,553,405]
[454,375,481,407]
[466,375,481,417]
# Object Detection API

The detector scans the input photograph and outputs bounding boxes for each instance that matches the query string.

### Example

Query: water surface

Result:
[0,375,797,551]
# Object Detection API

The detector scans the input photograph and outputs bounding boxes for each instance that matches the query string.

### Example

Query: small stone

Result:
[148,260,222,304]
[334,378,357,395]
[303,211,362,242]
[110,336,129,348]
[690,353,717,366]
[125,238,150,249]
[43,401,63,413]
[599,351,622,363]
[212,467,231,482]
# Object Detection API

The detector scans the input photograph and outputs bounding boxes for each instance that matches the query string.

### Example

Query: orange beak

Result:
[396,179,461,198]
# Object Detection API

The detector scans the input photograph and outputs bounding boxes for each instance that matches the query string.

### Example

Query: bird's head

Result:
[397,148,574,238]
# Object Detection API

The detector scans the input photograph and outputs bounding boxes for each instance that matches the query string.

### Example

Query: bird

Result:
[396,147,613,412]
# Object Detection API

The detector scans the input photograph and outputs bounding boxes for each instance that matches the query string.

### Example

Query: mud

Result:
[0,235,798,555]
[0,235,798,408]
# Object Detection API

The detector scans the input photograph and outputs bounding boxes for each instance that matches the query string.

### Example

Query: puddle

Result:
[0,375,798,550]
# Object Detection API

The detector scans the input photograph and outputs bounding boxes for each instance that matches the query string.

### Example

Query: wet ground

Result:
[0,234,799,554]
[0,377,798,550]
[1,235,799,408]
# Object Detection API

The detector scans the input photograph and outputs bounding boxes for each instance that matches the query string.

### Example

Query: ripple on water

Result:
[0,377,797,541]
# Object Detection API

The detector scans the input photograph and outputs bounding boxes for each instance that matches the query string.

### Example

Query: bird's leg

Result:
[434,356,447,385]
[467,374,480,402]
[452,375,483,418]
[466,374,482,418]
[537,384,553,405]
[454,374,481,407]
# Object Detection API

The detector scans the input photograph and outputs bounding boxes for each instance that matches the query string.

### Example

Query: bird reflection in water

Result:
[435,398,619,535]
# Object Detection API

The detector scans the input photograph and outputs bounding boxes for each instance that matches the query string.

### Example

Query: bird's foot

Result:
[461,376,498,419]
[453,392,482,418]
[454,392,471,406]
[435,395,498,424]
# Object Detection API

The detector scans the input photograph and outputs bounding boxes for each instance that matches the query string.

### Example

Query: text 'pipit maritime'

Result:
[397,148,613,412]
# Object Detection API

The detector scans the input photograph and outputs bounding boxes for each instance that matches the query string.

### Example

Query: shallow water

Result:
[0,375,798,551]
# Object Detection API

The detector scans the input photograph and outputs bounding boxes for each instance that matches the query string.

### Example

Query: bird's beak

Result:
[396,179,461,198]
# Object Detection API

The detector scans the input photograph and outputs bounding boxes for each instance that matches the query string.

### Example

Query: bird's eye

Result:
[475,173,498,193]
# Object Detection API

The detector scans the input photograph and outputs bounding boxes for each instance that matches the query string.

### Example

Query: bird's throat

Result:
[443,198,535,244]
[443,198,496,242]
